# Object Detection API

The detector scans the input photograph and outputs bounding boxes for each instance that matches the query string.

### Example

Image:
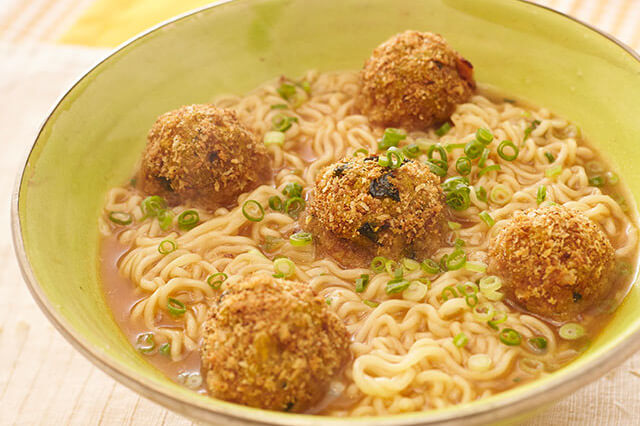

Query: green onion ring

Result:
[177,210,199,230]
[499,328,522,346]
[456,156,472,176]
[158,239,177,255]
[108,211,133,226]
[136,333,155,353]
[285,197,305,218]
[273,257,295,278]
[421,259,440,275]
[167,297,186,316]
[476,128,494,145]
[371,256,387,273]
[242,200,265,222]
[268,196,284,212]
[477,164,502,177]
[446,248,467,271]
[289,231,313,247]
[207,272,227,289]
[453,332,468,348]
[558,323,586,340]
[497,140,519,161]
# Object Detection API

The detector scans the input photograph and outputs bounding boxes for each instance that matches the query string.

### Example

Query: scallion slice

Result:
[448,221,462,230]
[207,272,227,289]
[446,248,467,270]
[108,211,133,225]
[455,156,472,176]
[464,139,484,159]
[264,131,285,145]
[475,186,487,202]
[465,261,487,273]
[136,333,155,354]
[285,197,305,218]
[355,274,370,293]
[435,122,452,136]
[476,128,494,145]
[167,297,186,316]
[477,164,501,178]
[378,128,406,150]
[490,184,512,205]
[497,140,519,161]
[441,285,459,301]
[289,231,312,247]
[402,280,428,301]
[141,195,167,218]
[478,148,490,168]
[426,159,448,177]
[545,164,562,178]
[385,278,410,294]
[353,148,369,157]
[588,176,605,187]
[242,200,265,222]
[401,258,421,271]
[479,211,495,227]
[268,196,284,211]
[158,239,176,255]
[402,143,421,158]
[157,209,173,231]
[273,257,295,278]
[282,182,303,198]
[528,336,548,351]
[499,328,522,346]
[421,259,440,275]
[371,256,387,273]
[159,342,171,356]
[177,210,199,230]
[536,185,547,205]
[558,323,586,340]
[523,120,541,141]
[453,332,469,348]
[544,151,555,163]
[363,299,380,308]
[272,114,298,132]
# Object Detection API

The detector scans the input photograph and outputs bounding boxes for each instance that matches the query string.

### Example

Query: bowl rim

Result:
[11,0,640,424]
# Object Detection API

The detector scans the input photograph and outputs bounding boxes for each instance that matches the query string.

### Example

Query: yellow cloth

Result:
[58,0,212,47]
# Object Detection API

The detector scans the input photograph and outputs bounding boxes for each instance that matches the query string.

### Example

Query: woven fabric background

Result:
[0,0,639,424]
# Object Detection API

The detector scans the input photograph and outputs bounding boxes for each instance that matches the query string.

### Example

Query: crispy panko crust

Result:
[488,204,615,321]
[305,155,446,265]
[200,274,350,412]
[139,104,271,210]
[356,31,475,130]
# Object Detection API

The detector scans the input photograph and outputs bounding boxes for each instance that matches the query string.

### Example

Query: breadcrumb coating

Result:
[139,104,271,210]
[356,31,475,130]
[488,204,615,321]
[200,274,350,412]
[305,155,446,265]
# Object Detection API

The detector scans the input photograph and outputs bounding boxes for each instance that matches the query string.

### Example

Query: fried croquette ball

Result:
[200,274,350,412]
[488,204,615,321]
[356,31,475,130]
[139,104,271,210]
[305,155,446,265]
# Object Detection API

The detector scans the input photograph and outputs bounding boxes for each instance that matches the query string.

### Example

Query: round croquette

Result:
[139,104,271,210]
[488,204,615,321]
[356,31,475,131]
[304,155,446,265]
[200,274,350,412]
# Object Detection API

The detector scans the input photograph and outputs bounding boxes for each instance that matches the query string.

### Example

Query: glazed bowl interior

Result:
[13,0,640,425]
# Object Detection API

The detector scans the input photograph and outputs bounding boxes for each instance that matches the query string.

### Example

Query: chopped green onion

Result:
[177,210,199,230]
[499,328,522,346]
[464,140,484,159]
[477,164,501,178]
[519,357,544,375]
[268,196,284,211]
[479,211,495,227]
[468,354,492,371]
[606,171,619,185]
[108,211,133,226]
[402,143,421,158]
[355,274,370,293]
[448,221,462,230]
[544,152,555,163]
[159,343,170,356]
[427,144,448,163]
[446,248,467,270]
[264,131,285,145]
[472,304,494,321]
[325,297,332,305]
[270,103,288,110]
[441,285,459,301]
[537,185,547,205]
[157,209,173,231]
[167,297,186,316]
[454,238,465,248]
[457,281,478,296]
[289,231,313,247]
[475,186,487,202]
[435,122,452,136]
[453,332,469,348]
[298,80,311,94]
[401,258,421,271]
[242,200,265,222]
[426,159,448,177]
[558,323,586,340]
[136,333,155,353]
[476,128,494,145]
[385,259,401,276]
[282,182,303,198]
[442,176,471,211]
[178,372,203,389]
[379,147,404,169]
[455,156,472,176]
[465,261,487,273]
[141,195,167,218]
[158,239,176,255]
[277,81,297,100]
[421,259,440,275]
[487,311,507,329]
[478,148,490,168]
[545,164,563,178]
[386,278,410,294]
[588,176,605,187]
[378,128,406,150]
[479,276,502,293]
[523,120,541,141]
[497,140,519,161]
[445,142,466,152]
[465,294,479,307]
[402,280,429,301]
[272,114,298,132]
[273,257,295,278]
[528,336,548,351]
[363,300,380,308]
[371,256,387,273]
[490,184,512,205]
[353,148,369,157]
[285,197,305,218]
[207,272,227,289]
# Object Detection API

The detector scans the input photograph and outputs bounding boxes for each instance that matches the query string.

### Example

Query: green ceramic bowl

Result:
[12,0,640,424]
